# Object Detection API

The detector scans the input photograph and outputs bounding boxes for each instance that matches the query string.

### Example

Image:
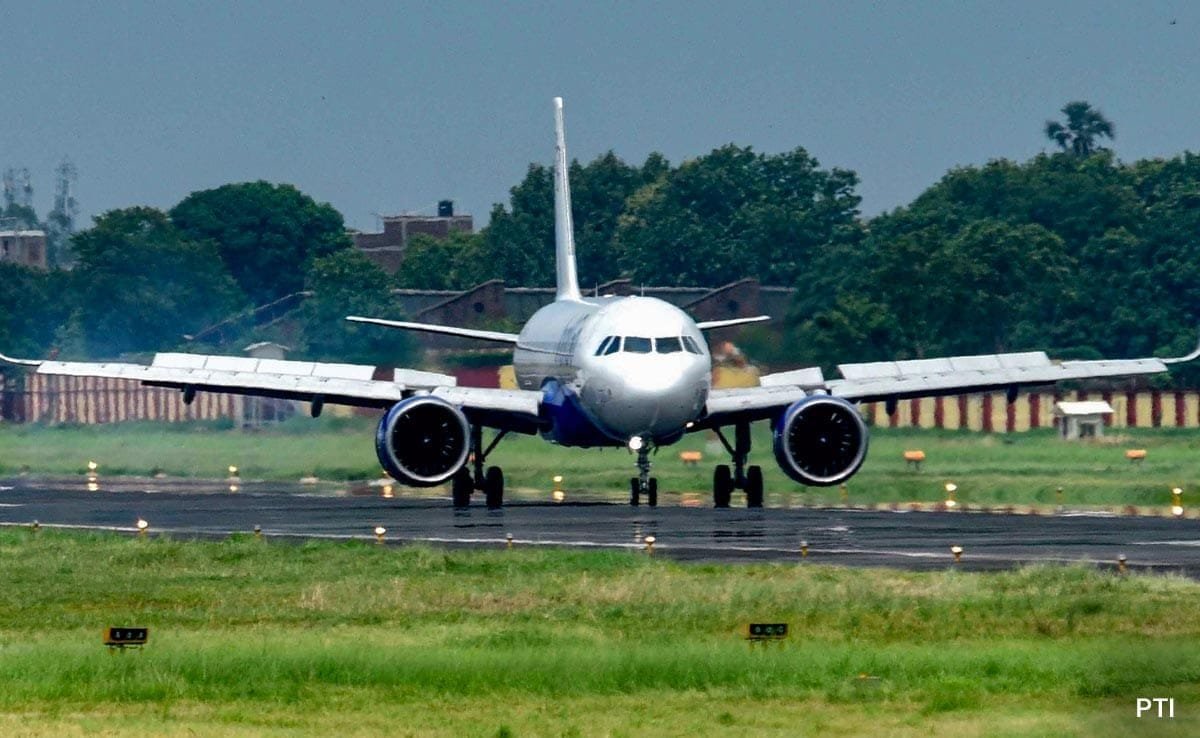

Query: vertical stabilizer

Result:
[553,97,582,301]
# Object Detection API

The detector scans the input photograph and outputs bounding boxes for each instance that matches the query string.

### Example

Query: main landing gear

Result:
[629,443,658,507]
[712,422,764,509]
[452,425,509,509]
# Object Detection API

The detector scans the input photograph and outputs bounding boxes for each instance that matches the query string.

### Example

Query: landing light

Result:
[628,436,644,452]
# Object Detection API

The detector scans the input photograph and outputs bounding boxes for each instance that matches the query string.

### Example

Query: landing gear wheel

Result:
[647,478,658,508]
[745,465,764,508]
[484,466,504,509]
[713,465,733,508]
[630,477,640,506]
[451,469,472,508]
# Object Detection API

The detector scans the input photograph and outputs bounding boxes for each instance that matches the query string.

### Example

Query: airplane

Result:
[4,97,1200,510]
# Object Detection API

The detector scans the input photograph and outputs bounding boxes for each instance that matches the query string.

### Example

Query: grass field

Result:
[1,529,1198,736]
[2,418,1199,508]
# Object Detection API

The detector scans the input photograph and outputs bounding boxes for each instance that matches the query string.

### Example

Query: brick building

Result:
[0,229,47,269]
[352,200,473,273]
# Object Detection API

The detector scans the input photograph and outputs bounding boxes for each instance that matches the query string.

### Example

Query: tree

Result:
[481,152,669,289]
[394,232,487,290]
[299,250,414,365]
[1045,101,1115,157]
[615,145,862,287]
[0,264,70,358]
[170,182,351,305]
[70,207,244,357]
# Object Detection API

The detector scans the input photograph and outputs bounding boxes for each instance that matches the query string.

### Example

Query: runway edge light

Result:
[950,545,963,564]
[136,518,149,537]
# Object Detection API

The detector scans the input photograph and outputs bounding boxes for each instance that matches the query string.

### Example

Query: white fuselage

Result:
[512,295,711,446]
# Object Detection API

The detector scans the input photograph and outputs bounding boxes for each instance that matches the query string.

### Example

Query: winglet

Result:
[1162,329,1200,364]
[0,351,43,367]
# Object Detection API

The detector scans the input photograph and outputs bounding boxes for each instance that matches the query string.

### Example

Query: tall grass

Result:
[2,531,1199,734]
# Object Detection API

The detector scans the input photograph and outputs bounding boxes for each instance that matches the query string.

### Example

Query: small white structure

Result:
[243,342,291,361]
[1054,400,1113,440]
[242,343,295,426]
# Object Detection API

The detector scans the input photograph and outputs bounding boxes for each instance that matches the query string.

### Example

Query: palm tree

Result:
[1044,101,1115,156]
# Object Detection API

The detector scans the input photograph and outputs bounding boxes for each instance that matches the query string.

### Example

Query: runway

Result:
[3,476,1200,575]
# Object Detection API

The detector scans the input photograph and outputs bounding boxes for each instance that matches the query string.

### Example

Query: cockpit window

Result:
[655,336,683,354]
[595,336,616,356]
[682,336,703,354]
[603,336,621,355]
[623,336,652,354]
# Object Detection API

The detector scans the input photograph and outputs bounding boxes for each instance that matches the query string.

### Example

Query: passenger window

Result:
[682,336,703,354]
[656,336,683,354]
[624,337,652,354]
[603,336,621,355]
[594,336,614,356]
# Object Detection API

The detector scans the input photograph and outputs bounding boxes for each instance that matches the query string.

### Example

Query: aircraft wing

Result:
[345,316,519,344]
[0,351,542,432]
[698,339,1200,428]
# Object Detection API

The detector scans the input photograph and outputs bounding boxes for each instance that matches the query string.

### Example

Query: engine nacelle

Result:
[375,396,470,487]
[773,395,869,486]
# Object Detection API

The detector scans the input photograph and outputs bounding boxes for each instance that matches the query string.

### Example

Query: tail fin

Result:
[553,97,582,301]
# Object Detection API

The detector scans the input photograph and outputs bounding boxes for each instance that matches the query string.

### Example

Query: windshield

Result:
[623,336,652,354]
[655,336,683,353]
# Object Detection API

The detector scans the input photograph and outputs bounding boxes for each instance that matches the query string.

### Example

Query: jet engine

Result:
[375,396,470,486]
[772,395,869,486]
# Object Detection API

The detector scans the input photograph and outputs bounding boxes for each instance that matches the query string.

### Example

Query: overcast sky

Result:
[2,1,1197,232]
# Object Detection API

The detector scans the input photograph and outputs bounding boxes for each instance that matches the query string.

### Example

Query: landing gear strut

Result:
[453,424,508,509]
[712,422,764,508]
[629,445,658,507]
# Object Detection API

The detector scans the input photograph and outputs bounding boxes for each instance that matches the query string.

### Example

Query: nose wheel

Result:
[630,445,658,507]
[712,422,764,508]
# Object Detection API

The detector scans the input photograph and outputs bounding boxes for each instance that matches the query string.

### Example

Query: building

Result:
[352,200,473,274]
[0,229,47,269]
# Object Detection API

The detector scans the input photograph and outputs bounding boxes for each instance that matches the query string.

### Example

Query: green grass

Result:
[2,418,1199,507]
[1,531,1200,735]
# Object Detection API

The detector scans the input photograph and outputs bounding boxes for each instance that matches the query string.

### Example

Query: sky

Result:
[2,1,1197,233]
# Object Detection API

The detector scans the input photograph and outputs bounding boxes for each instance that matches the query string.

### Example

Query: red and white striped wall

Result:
[862,390,1200,431]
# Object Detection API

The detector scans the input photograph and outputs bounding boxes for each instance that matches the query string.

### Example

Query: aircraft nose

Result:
[591,356,708,439]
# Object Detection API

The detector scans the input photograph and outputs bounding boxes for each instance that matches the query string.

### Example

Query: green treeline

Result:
[2,102,1198,380]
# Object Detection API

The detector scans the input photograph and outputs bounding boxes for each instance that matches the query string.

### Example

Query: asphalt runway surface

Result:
[3,476,1200,576]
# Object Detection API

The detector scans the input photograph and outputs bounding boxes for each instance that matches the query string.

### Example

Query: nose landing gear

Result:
[712,422,764,508]
[629,445,658,507]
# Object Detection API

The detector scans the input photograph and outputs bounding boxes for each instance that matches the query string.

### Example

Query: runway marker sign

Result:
[104,627,148,650]
[744,623,788,641]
